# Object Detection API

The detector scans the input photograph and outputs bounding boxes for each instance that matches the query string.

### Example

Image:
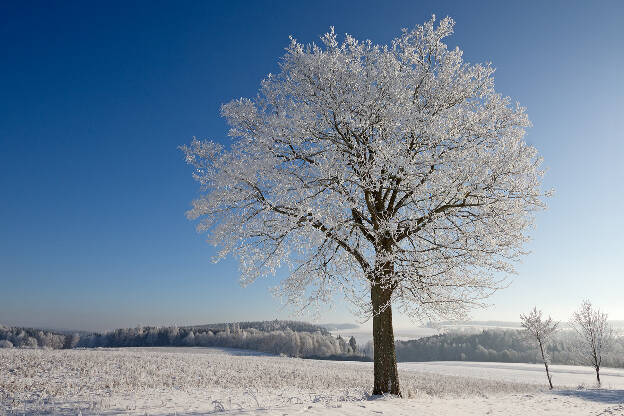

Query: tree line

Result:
[188,320,331,335]
[392,327,623,367]
[0,321,361,359]
[0,325,69,349]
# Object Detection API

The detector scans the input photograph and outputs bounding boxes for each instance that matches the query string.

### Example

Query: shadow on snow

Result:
[554,389,624,404]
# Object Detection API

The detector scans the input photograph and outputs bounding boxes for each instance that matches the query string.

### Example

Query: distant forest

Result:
[394,329,624,368]
[3,322,623,368]
[187,320,331,335]
[0,321,361,359]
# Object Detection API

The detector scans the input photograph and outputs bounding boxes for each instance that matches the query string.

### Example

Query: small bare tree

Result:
[520,307,558,389]
[569,300,614,386]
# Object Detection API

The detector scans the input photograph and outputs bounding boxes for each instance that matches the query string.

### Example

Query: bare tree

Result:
[520,307,558,389]
[182,16,548,395]
[570,300,613,386]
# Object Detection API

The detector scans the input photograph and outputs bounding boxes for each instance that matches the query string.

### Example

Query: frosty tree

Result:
[570,300,613,386]
[520,307,558,389]
[349,336,357,353]
[182,16,547,395]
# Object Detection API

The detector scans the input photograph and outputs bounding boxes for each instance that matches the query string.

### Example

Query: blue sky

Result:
[1,1,622,331]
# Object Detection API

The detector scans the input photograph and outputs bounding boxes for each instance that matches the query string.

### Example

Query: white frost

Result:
[2,347,623,415]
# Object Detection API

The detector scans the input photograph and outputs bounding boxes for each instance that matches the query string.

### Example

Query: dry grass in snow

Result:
[1,347,621,415]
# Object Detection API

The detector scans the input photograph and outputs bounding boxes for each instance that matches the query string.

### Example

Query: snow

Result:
[1,347,623,415]
[220,394,624,416]
[398,361,624,390]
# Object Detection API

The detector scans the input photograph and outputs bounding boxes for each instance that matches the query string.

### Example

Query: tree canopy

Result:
[183,16,548,395]
[183,16,547,320]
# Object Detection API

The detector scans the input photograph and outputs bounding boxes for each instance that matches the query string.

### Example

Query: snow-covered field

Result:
[399,361,624,389]
[1,347,623,415]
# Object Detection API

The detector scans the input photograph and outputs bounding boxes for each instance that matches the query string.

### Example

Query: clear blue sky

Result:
[1,1,622,331]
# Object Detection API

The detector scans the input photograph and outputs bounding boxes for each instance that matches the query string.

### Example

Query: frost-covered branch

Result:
[520,307,558,389]
[182,16,547,321]
[569,300,614,386]
[182,15,549,396]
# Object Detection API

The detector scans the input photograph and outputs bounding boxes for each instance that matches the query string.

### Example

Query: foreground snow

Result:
[1,347,623,415]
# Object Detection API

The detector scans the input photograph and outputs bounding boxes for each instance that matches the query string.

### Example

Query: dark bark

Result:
[538,340,553,389]
[593,348,601,386]
[371,282,401,396]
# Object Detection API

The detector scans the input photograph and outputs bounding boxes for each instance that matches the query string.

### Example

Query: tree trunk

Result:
[371,283,401,396]
[593,348,601,386]
[544,361,553,390]
[538,341,553,389]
